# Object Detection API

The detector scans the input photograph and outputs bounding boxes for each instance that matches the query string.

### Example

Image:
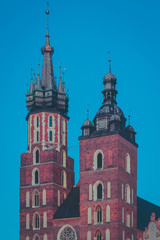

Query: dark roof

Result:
[137,196,160,231]
[53,187,80,219]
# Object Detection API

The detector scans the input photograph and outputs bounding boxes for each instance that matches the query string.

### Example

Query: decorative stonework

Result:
[144,213,160,240]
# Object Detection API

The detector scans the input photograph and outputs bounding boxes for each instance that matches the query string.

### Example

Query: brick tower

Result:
[79,59,138,240]
[20,10,74,240]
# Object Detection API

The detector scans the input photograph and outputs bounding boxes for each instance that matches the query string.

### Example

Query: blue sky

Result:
[0,0,160,238]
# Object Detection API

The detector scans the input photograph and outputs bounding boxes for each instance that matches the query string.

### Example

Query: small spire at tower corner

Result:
[108,58,111,73]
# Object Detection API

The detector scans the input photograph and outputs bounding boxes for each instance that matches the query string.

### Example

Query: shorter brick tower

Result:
[79,59,138,240]
[20,10,74,240]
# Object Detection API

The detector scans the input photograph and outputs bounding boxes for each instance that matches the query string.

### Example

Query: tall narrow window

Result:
[131,211,133,227]
[106,205,110,222]
[87,231,91,240]
[33,213,40,229]
[96,206,102,223]
[122,207,124,223]
[62,151,66,167]
[43,234,47,240]
[37,116,39,128]
[97,153,102,169]
[43,189,46,205]
[89,184,92,200]
[126,210,130,227]
[122,184,124,199]
[106,229,110,240]
[107,182,111,198]
[62,119,66,145]
[49,116,52,127]
[26,236,29,240]
[58,190,60,206]
[126,184,130,203]
[123,231,125,240]
[35,170,39,184]
[96,230,102,240]
[49,131,52,141]
[32,189,39,207]
[97,183,102,200]
[26,191,30,207]
[37,131,39,142]
[43,212,47,228]
[26,213,30,229]
[62,171,67,188]
[36,150,39,164]
[88,207,92,224]
[125,153,131,173]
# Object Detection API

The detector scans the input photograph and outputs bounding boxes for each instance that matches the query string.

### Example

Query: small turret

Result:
[81,109,94,136]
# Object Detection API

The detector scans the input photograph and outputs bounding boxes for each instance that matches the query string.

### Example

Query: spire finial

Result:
[45,7,50,46]
[63,68,66,83]
[87,104,90,120]
[128,115,131,125]
[108,58,111,73]
[59,65,62,78]
[31,66,33,79]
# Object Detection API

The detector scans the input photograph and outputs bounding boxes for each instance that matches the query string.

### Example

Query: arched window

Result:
[26,213,29,229]
[49,131,52,141]
[96,205,102,223]
[88,207,92,224]
[122,231,125,240]
[122,207,124,223]
[62,151,66,167]
[42,189,46,205]
[87,231,91,240]
[49,116,52,127]
[97,183,102,200]
[62,192,66,203]
[106,205,110,222]
[57,225,77,240]
[32,168,39,185]
[32,189,39,207]
[43,211,47,228]
[126,184,130,203]
[26,236,29,240]
[62,119,66,145]
[97,153,102,169]
[106,229,110,240]
[33,234,40,240]
[37,131,39,142]
[33,213,40,229]
[26,191,30,207]
[131,211,134,227]
[125,153,131,173]
[37,116,39,128]
[96,230,102,240]
[62,171,67,188]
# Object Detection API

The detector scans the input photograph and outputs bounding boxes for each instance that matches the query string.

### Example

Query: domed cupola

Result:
[81,110,94,136]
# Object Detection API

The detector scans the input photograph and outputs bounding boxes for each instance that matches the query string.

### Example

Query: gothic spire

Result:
[29,67,34,93]
[41,10,56,90]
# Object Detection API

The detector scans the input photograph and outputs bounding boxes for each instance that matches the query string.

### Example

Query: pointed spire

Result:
[29,67,34,93]
[26,84,29,95]
[58,66,63,92]
[41,10,56,90]
[62,70,66,93]
[87,109,89,120]
[108,58,111,73]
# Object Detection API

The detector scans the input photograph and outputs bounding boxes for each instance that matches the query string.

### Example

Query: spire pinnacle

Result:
[38,63,40,75]
[45,10,50,46]
[108,58,111,73]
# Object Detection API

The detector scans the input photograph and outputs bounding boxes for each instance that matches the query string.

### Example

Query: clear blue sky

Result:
[0,0,160,238]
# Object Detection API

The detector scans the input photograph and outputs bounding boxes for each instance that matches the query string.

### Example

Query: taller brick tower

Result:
[79,59,138,240]
[20,10,74,240]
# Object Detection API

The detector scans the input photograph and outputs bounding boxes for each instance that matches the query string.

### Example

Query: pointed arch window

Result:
[87,231,91,240]
[49,116,52,127]
[32,189,39,207]
[106,229,110,240]
[96,206,102,223]
[43,234,47,240]
[62,119,66,145]
[125,184,130,204]
[97,153,102,169]
[96,230,102,240]
[97,183,102,200]
[62,151,66,167]
[33,213,40,229]
[33,234,40,240]
[126,210,131,227]
[106,205,110,222]
[32,168,39,185]
[49,131,52,141]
